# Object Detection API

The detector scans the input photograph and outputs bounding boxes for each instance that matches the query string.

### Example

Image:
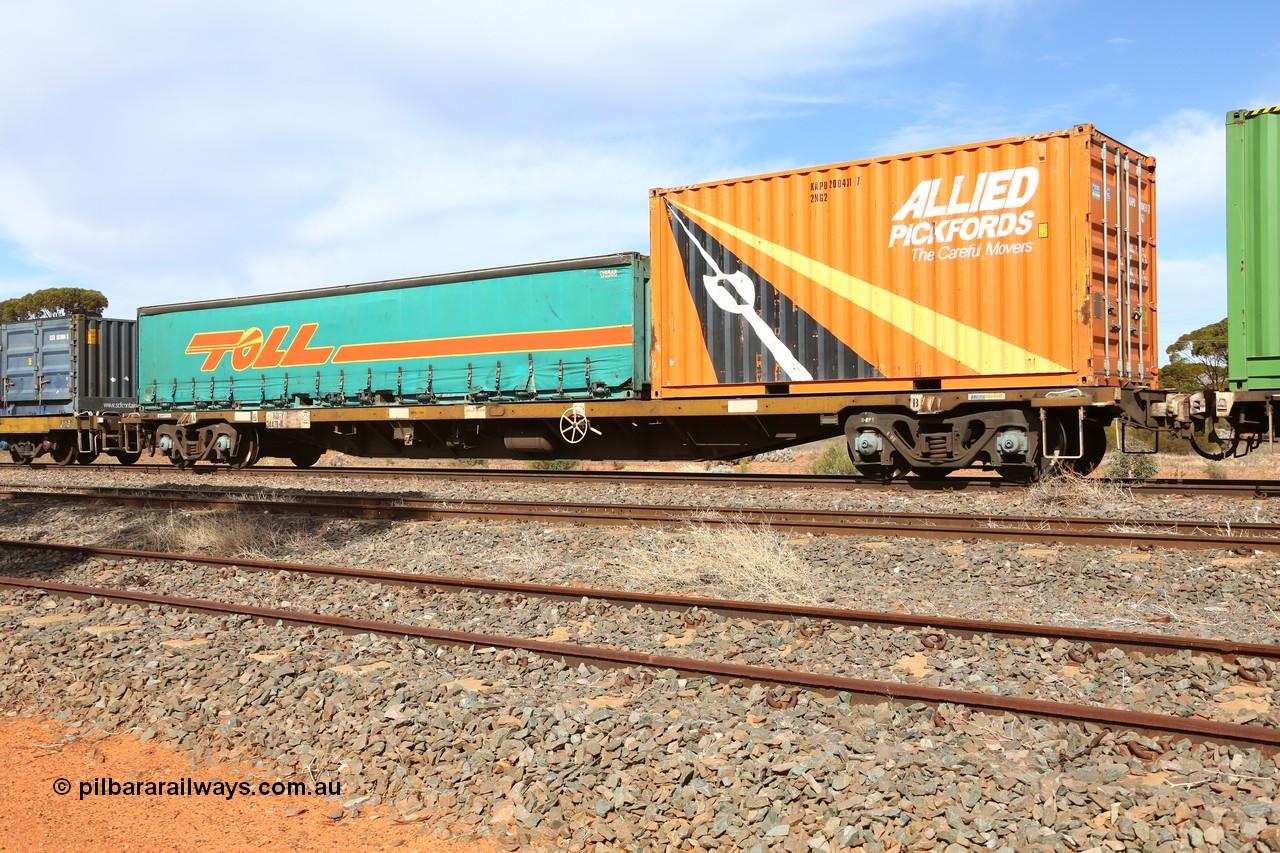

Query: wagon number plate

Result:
[265,410,312,429]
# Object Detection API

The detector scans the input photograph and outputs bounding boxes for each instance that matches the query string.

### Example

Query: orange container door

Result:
[1086,134,1157,382]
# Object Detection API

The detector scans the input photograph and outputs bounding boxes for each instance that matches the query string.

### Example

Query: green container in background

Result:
[1227,107,1280,390]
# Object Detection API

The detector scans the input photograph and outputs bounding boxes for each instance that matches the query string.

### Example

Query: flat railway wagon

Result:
[132,254,713,467]
[651,124,1156,478]
[0,124,1169,477]
[130,252,873,467]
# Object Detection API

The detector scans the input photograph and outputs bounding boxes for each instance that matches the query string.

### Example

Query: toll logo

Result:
[185,323,634,372]
[185,324,334,371]
[888,167,1039,249]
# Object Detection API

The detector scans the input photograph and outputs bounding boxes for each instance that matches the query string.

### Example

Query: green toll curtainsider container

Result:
[1227,106,1280,390]
[136,253,650,410]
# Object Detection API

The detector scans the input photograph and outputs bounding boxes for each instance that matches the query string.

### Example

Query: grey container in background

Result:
[0,316,137,415]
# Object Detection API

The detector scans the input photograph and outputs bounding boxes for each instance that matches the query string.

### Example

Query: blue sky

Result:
[0,1,1276,363]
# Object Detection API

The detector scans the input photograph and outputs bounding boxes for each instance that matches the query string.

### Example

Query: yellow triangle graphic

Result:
[670,200,1068,375]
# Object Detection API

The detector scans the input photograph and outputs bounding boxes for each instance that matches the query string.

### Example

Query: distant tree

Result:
[1162,317,1228,393]
[0,287,108,322]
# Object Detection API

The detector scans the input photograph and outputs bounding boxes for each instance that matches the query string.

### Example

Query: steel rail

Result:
[5,537,1278,664]
[2,574,1277,752]
[16,461,1280,498]
[2,485,1278,552]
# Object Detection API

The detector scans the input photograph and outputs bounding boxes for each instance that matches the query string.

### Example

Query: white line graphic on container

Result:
[669,209,814,382]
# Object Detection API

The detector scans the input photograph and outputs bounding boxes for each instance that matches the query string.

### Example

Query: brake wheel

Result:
[559,406,589,444]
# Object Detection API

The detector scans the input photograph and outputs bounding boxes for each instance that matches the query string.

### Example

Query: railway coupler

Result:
[1144,390,1265,461]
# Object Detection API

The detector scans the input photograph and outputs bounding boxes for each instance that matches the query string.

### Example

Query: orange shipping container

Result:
[649,125,1156,398]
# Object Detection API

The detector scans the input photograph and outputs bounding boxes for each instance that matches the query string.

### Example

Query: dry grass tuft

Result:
[615,520,823,603]
[134,511,313,559]
[1023,471,1140,517]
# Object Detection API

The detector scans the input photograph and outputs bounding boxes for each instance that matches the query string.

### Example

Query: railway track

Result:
[3,483,1278,552]
[5,538,1275,663]
[14,460,1280,498]
[2,538,1278,751]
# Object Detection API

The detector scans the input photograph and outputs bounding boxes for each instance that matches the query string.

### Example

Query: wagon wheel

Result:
[1036,415,1074,481]
[229,428,261,469]
[998,464,1040,484]
[1002,418,1067,483]
[112,451,141,466]
[855,463,907,481]
[559,406,589,445]
[1068,421,1108,476]
[49,440,77,467]
[75,451,99,465]
[289,445,324,468]
[851,440,907,481]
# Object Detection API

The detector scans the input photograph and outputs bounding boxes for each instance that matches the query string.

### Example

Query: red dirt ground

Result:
[0,713,501,852]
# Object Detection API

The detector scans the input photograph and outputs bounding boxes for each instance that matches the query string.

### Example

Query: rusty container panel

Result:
[649,125,1156,397]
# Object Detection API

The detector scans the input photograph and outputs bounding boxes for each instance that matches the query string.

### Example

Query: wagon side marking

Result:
[185,324,334,371]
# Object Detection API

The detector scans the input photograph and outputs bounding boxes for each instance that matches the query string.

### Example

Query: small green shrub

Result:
[525,458,581,471]
[1202,460,1228,479]
[1102,452,1160,479]
[809,442,857,475]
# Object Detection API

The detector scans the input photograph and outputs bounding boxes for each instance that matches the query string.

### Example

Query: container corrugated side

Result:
[0,315,137,415]
[78,316,138,410]
[138,254,649,409]
[1227,106,1280,390]
[649,126,1155,397]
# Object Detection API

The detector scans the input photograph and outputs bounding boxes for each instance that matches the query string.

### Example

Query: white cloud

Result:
[1128,109,1224,227]
[1127,109,1230,362]
[0,271,63,298]
[0,0,1006,316]
[1155,255,1227,364]
[871,94,1079,157]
